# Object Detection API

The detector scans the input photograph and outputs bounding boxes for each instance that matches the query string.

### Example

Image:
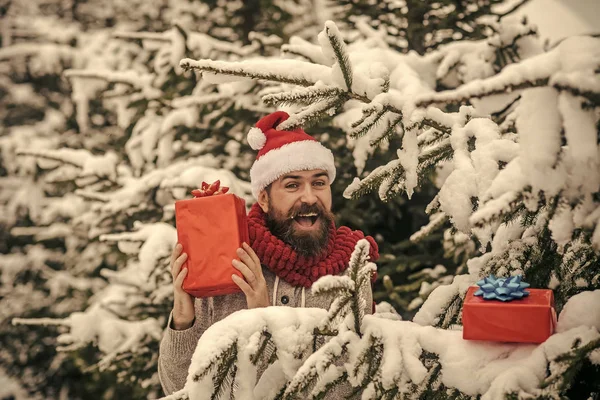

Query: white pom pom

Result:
[248,127,267,150]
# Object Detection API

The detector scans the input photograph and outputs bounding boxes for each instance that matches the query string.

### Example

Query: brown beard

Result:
[265,200,334,258]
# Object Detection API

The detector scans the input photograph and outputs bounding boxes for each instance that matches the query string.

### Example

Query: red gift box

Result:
[175,189,249,298]
[462,286,556,343]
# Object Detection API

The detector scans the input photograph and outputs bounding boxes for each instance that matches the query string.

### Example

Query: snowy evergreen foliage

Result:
[329,0,531,54]
[2,0,599,399]
[0,0,322,397]
[164,241,600,400]
[178,16,600,399]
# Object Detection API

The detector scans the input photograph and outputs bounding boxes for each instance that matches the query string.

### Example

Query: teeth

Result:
[291,212,318,219]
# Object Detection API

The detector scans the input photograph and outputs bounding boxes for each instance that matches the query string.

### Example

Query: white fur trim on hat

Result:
[248,127,267,150]
[250,140,336,199]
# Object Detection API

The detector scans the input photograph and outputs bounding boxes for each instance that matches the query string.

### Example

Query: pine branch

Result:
[541,337,600,392]
[410,213,449,243]
[494,0,531,19]
[552,76,600,104]
[312,286,353,299]
[411,351,443,399]
[192,341,236,382]
[277,98,342,130]
[349,240,373,336]
[310,371,348,400]
[345,138,452,201]
[377,140,452,201]
[74,189,110,203]
[417,78,549,108]
[320,296,353,331]
[490,94,521,124]
[262,86,345,107]
[249,330,274,365]
[211,341,238,400]
[180,59,326,87]
[348,335,384,395]
[470,190,527,228]
[284,340,349,399]
[63,69,153,89]
[416,118,452,136]
[12,317,67,327]
[417,128,446,148]
[112,31,170,42]
[369,114,403,147]
[349,104,386,139]
[281,43,329,65]
[434,293,463,329]
[324,21,353,91]
[16,149,83,168]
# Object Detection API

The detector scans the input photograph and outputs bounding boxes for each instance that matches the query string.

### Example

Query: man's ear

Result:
[257,189,269,213]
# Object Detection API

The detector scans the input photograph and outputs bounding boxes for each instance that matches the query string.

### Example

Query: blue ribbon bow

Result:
[474,274,530,301]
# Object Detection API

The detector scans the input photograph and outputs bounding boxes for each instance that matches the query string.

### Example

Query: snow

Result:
[397,128,418,199]
[557,290,600,333]
[558,91,599,198]
[413,275,474,327]
[180,58,334,87]
[311,275,355,294]
[185,307,328,400]
[13,286,163,368]
[176,283,600,400]
[517,88,564,196]
[410,212,447,243]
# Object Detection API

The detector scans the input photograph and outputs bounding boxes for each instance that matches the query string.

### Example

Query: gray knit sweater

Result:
[158,266,373,398]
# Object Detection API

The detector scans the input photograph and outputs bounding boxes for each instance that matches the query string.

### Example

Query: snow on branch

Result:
[180,58,333,87]
[72,158,243,230]
[262,86,345,107]
[281,37,330,65]
[64,69,155,90]
[319,21,353,91]
[166,240,376,399]
[410,212,449,243]
[13,300,162,370]
[16,148,119,183]
[551,70,600,104]
[173,283,600,399]
[416,36,600,107]
[277,98,341,130]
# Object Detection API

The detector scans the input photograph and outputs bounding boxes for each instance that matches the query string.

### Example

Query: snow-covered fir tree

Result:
[0,0,323,398]
[172,14,600,400]
[2,0,599,399]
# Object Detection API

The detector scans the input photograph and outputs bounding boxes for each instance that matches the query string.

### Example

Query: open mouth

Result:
[291,212,319,228]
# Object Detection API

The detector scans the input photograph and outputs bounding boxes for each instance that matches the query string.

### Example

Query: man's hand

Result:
[231,242,270,309]
[170,243,195,330]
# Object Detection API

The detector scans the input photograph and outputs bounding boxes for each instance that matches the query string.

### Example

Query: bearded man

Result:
[158,111,379,396]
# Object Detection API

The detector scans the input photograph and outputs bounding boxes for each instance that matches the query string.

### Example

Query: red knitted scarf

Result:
[247,203,379,288]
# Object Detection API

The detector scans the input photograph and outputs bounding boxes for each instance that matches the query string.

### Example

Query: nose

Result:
[299,184,318,205]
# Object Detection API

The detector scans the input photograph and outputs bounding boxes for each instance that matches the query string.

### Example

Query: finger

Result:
[232,273,252,295]
[242,243,262,274]
[174,267,188,290]
[172,253,188,278]
[232,259,257,285]
[170,243,182,267]
[236,247,257,275]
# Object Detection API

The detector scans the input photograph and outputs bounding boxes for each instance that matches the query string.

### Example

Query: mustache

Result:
[287,203,324,219]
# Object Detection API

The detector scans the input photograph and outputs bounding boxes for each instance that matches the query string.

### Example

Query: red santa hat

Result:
[248,111,336,199]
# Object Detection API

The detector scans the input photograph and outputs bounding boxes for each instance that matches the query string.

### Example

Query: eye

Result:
[313,180,326,187]
[285,183,299,189]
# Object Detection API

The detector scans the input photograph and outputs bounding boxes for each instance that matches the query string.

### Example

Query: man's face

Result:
[258,169,334,258]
